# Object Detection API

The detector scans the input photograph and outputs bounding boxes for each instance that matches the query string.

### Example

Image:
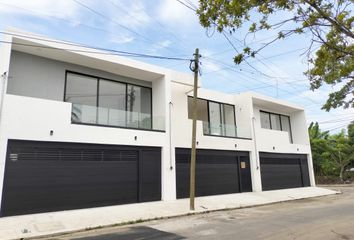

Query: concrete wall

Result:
[7,51,152,101]
[252,104,315,188]
[252,105,312,154]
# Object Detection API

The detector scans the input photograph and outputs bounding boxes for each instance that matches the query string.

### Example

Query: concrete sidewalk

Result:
[0,187,338,240]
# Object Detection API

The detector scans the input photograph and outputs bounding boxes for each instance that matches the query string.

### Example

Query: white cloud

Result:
[156,0,198,27]
[203,61,222,73]
[298,89,329,102]
[109,34,134,44]
[0,0,80,20]
[109,0,151,30]
[148,40,172,54]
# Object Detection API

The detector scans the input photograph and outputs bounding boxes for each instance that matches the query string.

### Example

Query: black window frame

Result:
[187,96,246,139]
[259,110,293,143]
[64,70,157,132]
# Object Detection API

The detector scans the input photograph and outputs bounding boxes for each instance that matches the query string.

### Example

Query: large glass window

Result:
[209,102,222,135]
[281,115,293,143]
[65,72,152,130]
[98,80,126,126]
[127,85,152,129]
[65,73,98,124]
[187,97,236,137]
[260,110,293,143]
[223,104,236,137]
[270,113,281,130]
[260,111,271,129]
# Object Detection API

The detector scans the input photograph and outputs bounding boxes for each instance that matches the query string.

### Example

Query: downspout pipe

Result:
[169,101,173,170]
[0,72,7,128]
[252,116,260,169]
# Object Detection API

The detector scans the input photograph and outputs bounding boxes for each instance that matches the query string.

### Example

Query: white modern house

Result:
[0,30,315,217]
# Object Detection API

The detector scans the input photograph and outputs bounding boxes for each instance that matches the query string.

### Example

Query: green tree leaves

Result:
[308,121,354,181]
[197,0,354,111]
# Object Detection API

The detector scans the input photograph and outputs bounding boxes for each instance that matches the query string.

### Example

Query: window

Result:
[187,97,236,137]
[260,110,293,143]
[223,104,236,137]
[260,111,271,129]
[209,102,222,135]
[65,71,152,130]
[127,85,152,129]
[281,115,293,143]
[65,73,98,124]
[270,114,281,130]
[98,80,126,126]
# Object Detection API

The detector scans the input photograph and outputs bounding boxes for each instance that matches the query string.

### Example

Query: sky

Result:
[0,0,353,133]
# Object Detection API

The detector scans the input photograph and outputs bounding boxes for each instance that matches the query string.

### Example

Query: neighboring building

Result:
[0,30,315,217]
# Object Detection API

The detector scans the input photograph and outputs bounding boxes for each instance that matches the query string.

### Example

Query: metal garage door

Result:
[260,152,310,191]
[176,148,252,199]
[1,140,161,217]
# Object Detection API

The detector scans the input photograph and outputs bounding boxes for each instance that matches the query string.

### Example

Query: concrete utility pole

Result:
[190,48,200,211]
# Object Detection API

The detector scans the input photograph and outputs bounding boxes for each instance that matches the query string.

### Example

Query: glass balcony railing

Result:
[202,121,237,137]
[71,103,165,131]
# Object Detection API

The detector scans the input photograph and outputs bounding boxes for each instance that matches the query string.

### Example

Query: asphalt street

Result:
[45,186,354,240]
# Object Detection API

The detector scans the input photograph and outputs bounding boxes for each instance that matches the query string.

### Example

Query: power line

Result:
[0,2,188,57]
[324,123,349,132]
[0,39,191,61]
[72,0,155,44]
[176,0,197,11]
[203,57,302,90]
[107,0,190,52]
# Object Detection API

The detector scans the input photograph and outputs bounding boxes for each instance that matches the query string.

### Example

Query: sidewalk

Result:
[0,187,338,240]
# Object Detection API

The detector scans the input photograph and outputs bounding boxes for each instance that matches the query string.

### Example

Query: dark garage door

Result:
[260,152,310,191]
[1,140,161,217]
[176,148,252,199]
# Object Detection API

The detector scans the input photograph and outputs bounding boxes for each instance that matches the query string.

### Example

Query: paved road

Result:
[46,186,354,240]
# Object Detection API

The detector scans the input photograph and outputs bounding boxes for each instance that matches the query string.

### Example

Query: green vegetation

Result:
[309,121,354,182]
[196,0,353,111]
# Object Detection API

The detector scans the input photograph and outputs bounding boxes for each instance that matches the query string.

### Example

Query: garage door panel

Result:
[1,140,161,217]
[196,163,239,197]
[260,153,310,191]
[139,150,161,202]
[176,148,250,199]
[301,158,311,187]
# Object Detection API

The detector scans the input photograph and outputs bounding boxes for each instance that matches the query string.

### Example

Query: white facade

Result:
[0,30,315,214]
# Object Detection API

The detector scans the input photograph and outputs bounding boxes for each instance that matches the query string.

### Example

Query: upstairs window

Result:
[260,110,293,143]
[65,71,152,130]
[187,97,236,137]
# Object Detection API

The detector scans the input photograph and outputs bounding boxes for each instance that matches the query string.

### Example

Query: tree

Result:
[348,120,354,146]
[308,122,330,175]
[324,130,353,182]
[308,121,354,181]
[197,0,354,111]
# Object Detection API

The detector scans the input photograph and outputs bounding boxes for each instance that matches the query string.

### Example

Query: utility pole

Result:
[190,48,200,211]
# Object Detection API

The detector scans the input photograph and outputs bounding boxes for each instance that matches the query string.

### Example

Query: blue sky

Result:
[0,0,353,132]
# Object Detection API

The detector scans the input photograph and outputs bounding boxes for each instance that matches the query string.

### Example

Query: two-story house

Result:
[0,30,315,217]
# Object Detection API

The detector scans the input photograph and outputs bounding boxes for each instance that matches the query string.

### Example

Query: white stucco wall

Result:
[7,51,153,101]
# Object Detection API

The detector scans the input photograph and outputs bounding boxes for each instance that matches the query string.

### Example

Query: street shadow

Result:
[71,226,185,240]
